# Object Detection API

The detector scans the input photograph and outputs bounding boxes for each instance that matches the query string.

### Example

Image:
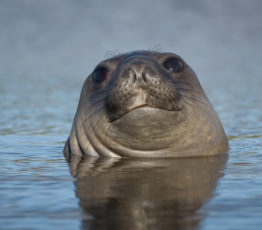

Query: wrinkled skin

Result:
[64,51,228,158]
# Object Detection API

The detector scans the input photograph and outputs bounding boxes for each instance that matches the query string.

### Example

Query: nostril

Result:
[128,67,137,83]
[126,63,149,86]
[142,72,147,83]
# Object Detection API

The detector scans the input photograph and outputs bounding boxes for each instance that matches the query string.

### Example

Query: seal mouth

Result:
[109,104,150,123]
[126,104,153,113]
[110,103,181,123]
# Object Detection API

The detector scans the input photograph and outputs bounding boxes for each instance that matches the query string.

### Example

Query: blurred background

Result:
[1,0,261,79]
[1,1,262,229]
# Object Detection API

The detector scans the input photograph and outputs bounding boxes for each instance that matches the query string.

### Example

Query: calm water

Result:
[1,0,262,229]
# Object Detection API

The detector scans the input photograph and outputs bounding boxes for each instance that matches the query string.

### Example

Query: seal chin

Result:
[111,104,153,122]
[108,105,184,149]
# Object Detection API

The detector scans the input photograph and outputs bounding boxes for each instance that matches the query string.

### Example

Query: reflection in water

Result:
[67,155,227,230]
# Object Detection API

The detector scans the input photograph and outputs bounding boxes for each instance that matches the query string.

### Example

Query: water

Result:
[1,0,262,229]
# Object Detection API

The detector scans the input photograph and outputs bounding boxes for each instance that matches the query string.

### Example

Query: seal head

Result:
[64,51,228,158]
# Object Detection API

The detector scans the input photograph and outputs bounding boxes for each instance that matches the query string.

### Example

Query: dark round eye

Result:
[163,57,184,73]
[93,67,109,84]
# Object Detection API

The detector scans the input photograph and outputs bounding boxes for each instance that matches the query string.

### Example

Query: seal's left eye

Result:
[93,67,109,84]
[163,57,184,73]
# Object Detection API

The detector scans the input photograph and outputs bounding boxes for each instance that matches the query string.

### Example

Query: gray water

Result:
[1,0,262,229]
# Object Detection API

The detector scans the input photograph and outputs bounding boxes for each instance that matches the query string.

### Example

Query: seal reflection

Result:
[68,155,227,230]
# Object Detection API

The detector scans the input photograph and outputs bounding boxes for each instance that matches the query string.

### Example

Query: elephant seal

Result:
[64,50,228,158]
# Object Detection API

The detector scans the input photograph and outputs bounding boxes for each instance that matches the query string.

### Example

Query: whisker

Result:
[104,50,120,58]
[176,87,203,96]
[181,94,209,107]
[95,111,109,135]
[150,44,162,53]
[84,103,105,126]
[86,109,109,143]
[90,97,106,108]
[183,99,209,116]
[184,105,200,121]
[114,49,121,55]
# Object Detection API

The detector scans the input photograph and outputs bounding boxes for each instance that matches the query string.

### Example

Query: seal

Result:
[64,50,228,158]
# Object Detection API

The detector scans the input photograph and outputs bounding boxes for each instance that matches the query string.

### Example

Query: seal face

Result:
[64,51,228,158]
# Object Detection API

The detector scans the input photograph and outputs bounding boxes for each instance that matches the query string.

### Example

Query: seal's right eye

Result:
[93,67,109,84]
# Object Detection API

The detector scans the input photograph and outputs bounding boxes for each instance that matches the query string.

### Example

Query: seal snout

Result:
[126,60,150,87]
[105,56,183,121]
